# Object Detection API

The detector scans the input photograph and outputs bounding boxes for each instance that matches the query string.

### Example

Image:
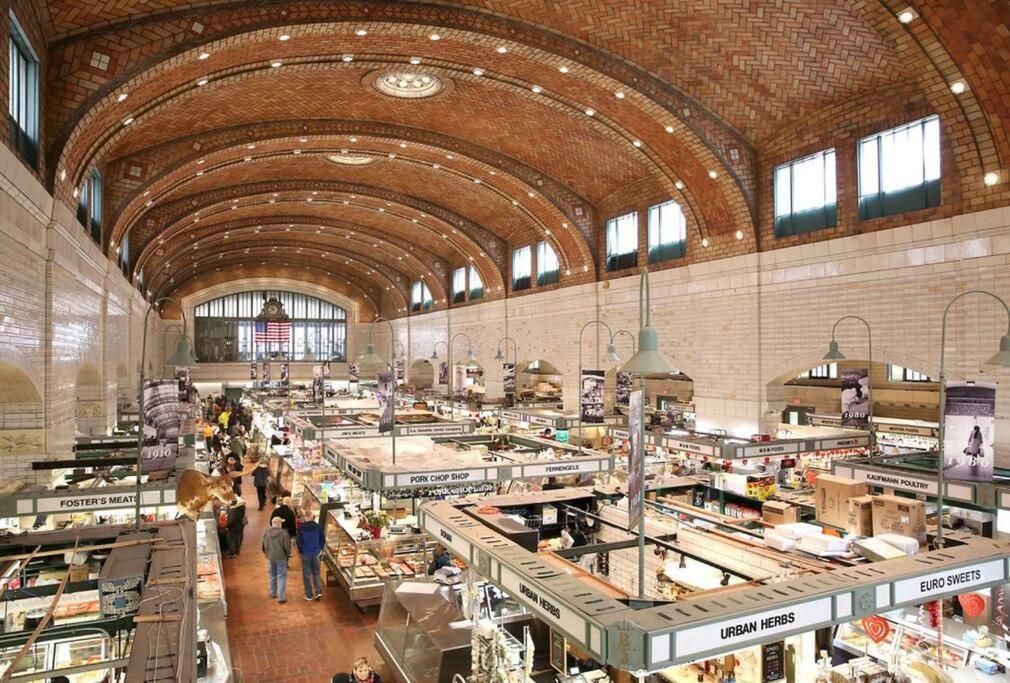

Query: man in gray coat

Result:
[261,516,292,602]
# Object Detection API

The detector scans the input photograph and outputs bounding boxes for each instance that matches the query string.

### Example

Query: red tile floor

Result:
[221,477,393,683]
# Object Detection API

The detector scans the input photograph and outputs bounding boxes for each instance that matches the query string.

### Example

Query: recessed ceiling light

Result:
[195,171,204,176]
[950,80,967,95]
[342,54,353,62]
[473,67,485,76]
[196,158,205,165]
[495,46,507,54]
[665,125,674,133]
[708,170,718,179]
[735,230,744,240]
[196,78,209,86]
[278,34,291,41]
[409,57,421,65]
[312,191,319,195]
[531,85,542,93]
[388,152,396,158]
[614,91,625,99]
[122,116,134,125]
[512,199,519,205]
[473,178,481,184]
[244,156,252,162]
[527,191,534,198]
[432,163,440,169]
[271,60,283,68]
[355,29,368,36]
[59,168,67,181]
[558,65,569,73]
[675,180,684,190]
[701,237,710,248]
[116,92,129,102]
[198,52,210,60]
[293,149,302,154]
[399,142,407,148]
[429,33,441,41]
[897,8,917,23]
[984,171,1000,186]
[349,136,358,142]
[632,140,642,147]
[584,108,595,116]
[446,154,453,159]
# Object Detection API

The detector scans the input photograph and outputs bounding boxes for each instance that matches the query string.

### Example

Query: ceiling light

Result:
[196,78,209,86]
[349,136,358,142]
[527,191,534,198]
[399,142,407,148]
[632,140,642,147]
[271,60,283,68]
[583,265,589,272]
[615,91,625,99]
[409,57,421,65]
[116,92,129,102]
[473,178,481,184]
[429,33,441,41]
[244,156,252,162]
[675,180,684,190]
[355,29,368,36]
[196,171,204,176]
[701,237,710,248]
[432,163,440,169]
[473,67,485,76]
[708,170,718,179]
[122,116,134,125]
[984,171,1001,186]
[584,108,595,116]
[293,149,302,154]
[511,199,519,205]
[247,143,256,149]
[665,125,674,133]
[950,80,967,95]
[897,8,917,23]
[196,158,205,165]
[558,65,569,73]
[735,230,744,240]
[531,85,542,93]
[342,54,353,62]
[300,137,308,143]
[495,46,507,54]
[198,52,210,60]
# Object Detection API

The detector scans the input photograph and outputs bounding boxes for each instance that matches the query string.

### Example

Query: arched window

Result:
[194,290,347,362]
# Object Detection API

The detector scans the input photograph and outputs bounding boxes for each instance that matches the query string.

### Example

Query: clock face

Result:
[265,301,282,317]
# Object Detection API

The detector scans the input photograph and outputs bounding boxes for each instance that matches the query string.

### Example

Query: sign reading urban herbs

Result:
[841,367,870,428]
[580,369,605,424]
[616,371,633,406]
[503,363,516,394]
[943,382,996,482]
[627,389,644,531]
[377,371,395,433]
[141,379,180,473]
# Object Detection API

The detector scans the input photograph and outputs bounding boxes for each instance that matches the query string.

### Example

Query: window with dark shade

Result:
[647,200,687,262]
[8,13,38,170]
[774,149,837,237]
[536,241,559,285]
[858,115,940,220]
[606,212,638,271]
[512,245,531,291]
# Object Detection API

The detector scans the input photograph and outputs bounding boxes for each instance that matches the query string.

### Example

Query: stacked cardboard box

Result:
[871,494,927,545]
[815,474,868,528]
[846,495,874,536]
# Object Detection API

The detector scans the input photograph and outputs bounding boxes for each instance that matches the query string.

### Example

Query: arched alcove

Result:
[515,359,564,406]
[409,359,435,390]
[74,363,107,437]
[0,363,45,461]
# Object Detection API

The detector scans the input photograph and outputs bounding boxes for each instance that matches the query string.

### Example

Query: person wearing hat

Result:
[252,459,270,510]
[271,497,297,538]
[261,516,291,603]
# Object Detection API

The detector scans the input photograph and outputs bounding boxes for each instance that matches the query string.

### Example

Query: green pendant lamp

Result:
[166,334,198,366]
[822,340,846,361]
[620,268,676,376]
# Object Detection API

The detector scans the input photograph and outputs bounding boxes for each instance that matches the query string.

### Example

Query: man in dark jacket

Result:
[271,497,297,537]
[296,510,325,601]
[224,498,247,558]
[252,460,270,510]
[261,516,292,602]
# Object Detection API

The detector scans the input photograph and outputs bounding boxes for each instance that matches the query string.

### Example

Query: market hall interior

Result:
[2,0,1010,682]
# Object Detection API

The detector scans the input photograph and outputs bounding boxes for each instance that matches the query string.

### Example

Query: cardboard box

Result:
[815,474,868,529]
[871,494,926,545]
[762,500,799,525]
[847,495,874,536]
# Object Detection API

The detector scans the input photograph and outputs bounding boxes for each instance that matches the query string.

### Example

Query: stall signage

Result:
[501,411,525,422]
[422,515,472,561]
[523,460,601,477]
[335,428,380,437]
[30,490,164,514]
[847,467,938,496]
[344,461,364,483]
[893,559,1005,604]
[499,565,587,641]
[818,436,868,450]
[664,438,717,458]
[396,468,486,487]
[674,597,832,659]
[881,424,936,437]
[740,442,799,457]
[405,423,467,436]
[611,429,630,440]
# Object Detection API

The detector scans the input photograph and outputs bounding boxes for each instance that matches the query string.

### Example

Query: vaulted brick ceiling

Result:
[29,0,1010,317]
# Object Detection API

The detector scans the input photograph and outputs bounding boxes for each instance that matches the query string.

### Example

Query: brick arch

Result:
[764,349,939,390]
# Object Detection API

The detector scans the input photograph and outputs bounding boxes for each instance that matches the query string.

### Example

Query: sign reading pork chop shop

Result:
[674,597,832,659]
[893,559,1005,604]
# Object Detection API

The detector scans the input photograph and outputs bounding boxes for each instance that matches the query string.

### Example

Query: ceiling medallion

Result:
[371,70,447,99]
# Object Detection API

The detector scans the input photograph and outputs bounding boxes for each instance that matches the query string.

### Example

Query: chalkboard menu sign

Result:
[550,629,567,674]
[761,640,784,681]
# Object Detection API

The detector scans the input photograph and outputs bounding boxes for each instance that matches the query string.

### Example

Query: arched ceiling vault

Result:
[26,0,1007,315]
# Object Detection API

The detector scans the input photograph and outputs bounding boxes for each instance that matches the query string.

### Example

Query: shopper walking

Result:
[261,516,291,602]
[252,460,270,510]
[296,510,325,601]
[224,498,248,559]
[271,497,297,538]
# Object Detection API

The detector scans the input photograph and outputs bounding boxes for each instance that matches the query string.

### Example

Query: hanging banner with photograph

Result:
[249,361,258,381]
[627,389,644,531]
[141,379,180,473]
[503,363,516,394]
[262,361,271,384]
[454,365,467,400]
[395,359,405,384]
[349,362,360,383]
[841,368,870,428]
[580,369,605,424]
[991,584,1010,637]
[174,367,192,403]
[280,361,290,387]
[943,381,996,481]
[311,366,324,404]
[616,371,633,407]
[437,361,449,386]
[377,371,395,433]
[322,361,331,379]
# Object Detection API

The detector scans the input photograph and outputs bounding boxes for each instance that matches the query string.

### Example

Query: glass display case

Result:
[0,634,114,681]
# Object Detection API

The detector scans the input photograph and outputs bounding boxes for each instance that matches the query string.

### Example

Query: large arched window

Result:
[194,290,347,362]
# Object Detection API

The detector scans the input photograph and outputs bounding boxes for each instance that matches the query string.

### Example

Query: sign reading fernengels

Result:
[845,466,938,495]
[893,559,1005,604]
[675,597,832,658]
[523,459,602,477]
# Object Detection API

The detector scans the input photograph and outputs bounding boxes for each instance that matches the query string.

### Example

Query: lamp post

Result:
[935,291,1010,549]
[612,330,636,415]
[136,297,198,530]
[448,332,479,422]
[823,316,875,461]
[493,336,518,364]
[430,341,447,361]
[358,317,399,465]
[577,321,620,455]
[619,269,677,599]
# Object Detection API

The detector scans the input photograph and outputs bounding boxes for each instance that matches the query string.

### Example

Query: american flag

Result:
[255,320,291,343]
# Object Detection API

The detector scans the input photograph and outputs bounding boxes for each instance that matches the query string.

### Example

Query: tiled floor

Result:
[222,479,392,683]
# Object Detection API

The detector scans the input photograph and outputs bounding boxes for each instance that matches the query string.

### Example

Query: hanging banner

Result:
[322,361,331,379]
[377,371,395,433]
[280,361,290,387]
[249,361,258,381]
[395,360,405,384]
[580,369,605,424]
[262,361,271,384]
[992,584,1010,637]
[141,379,180,473]
[616,371,633,407]
[627,389,644,531]
[454,365,467,400]
[349,362,360,383]
[943,381,996,481]
[174,367,192,404]
[312,366,324,404]
[438,361,449,386]
[503,363,516,394]
[840,367,870,428]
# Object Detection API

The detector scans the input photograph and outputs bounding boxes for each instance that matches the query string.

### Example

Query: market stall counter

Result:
[288,410,474,443]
